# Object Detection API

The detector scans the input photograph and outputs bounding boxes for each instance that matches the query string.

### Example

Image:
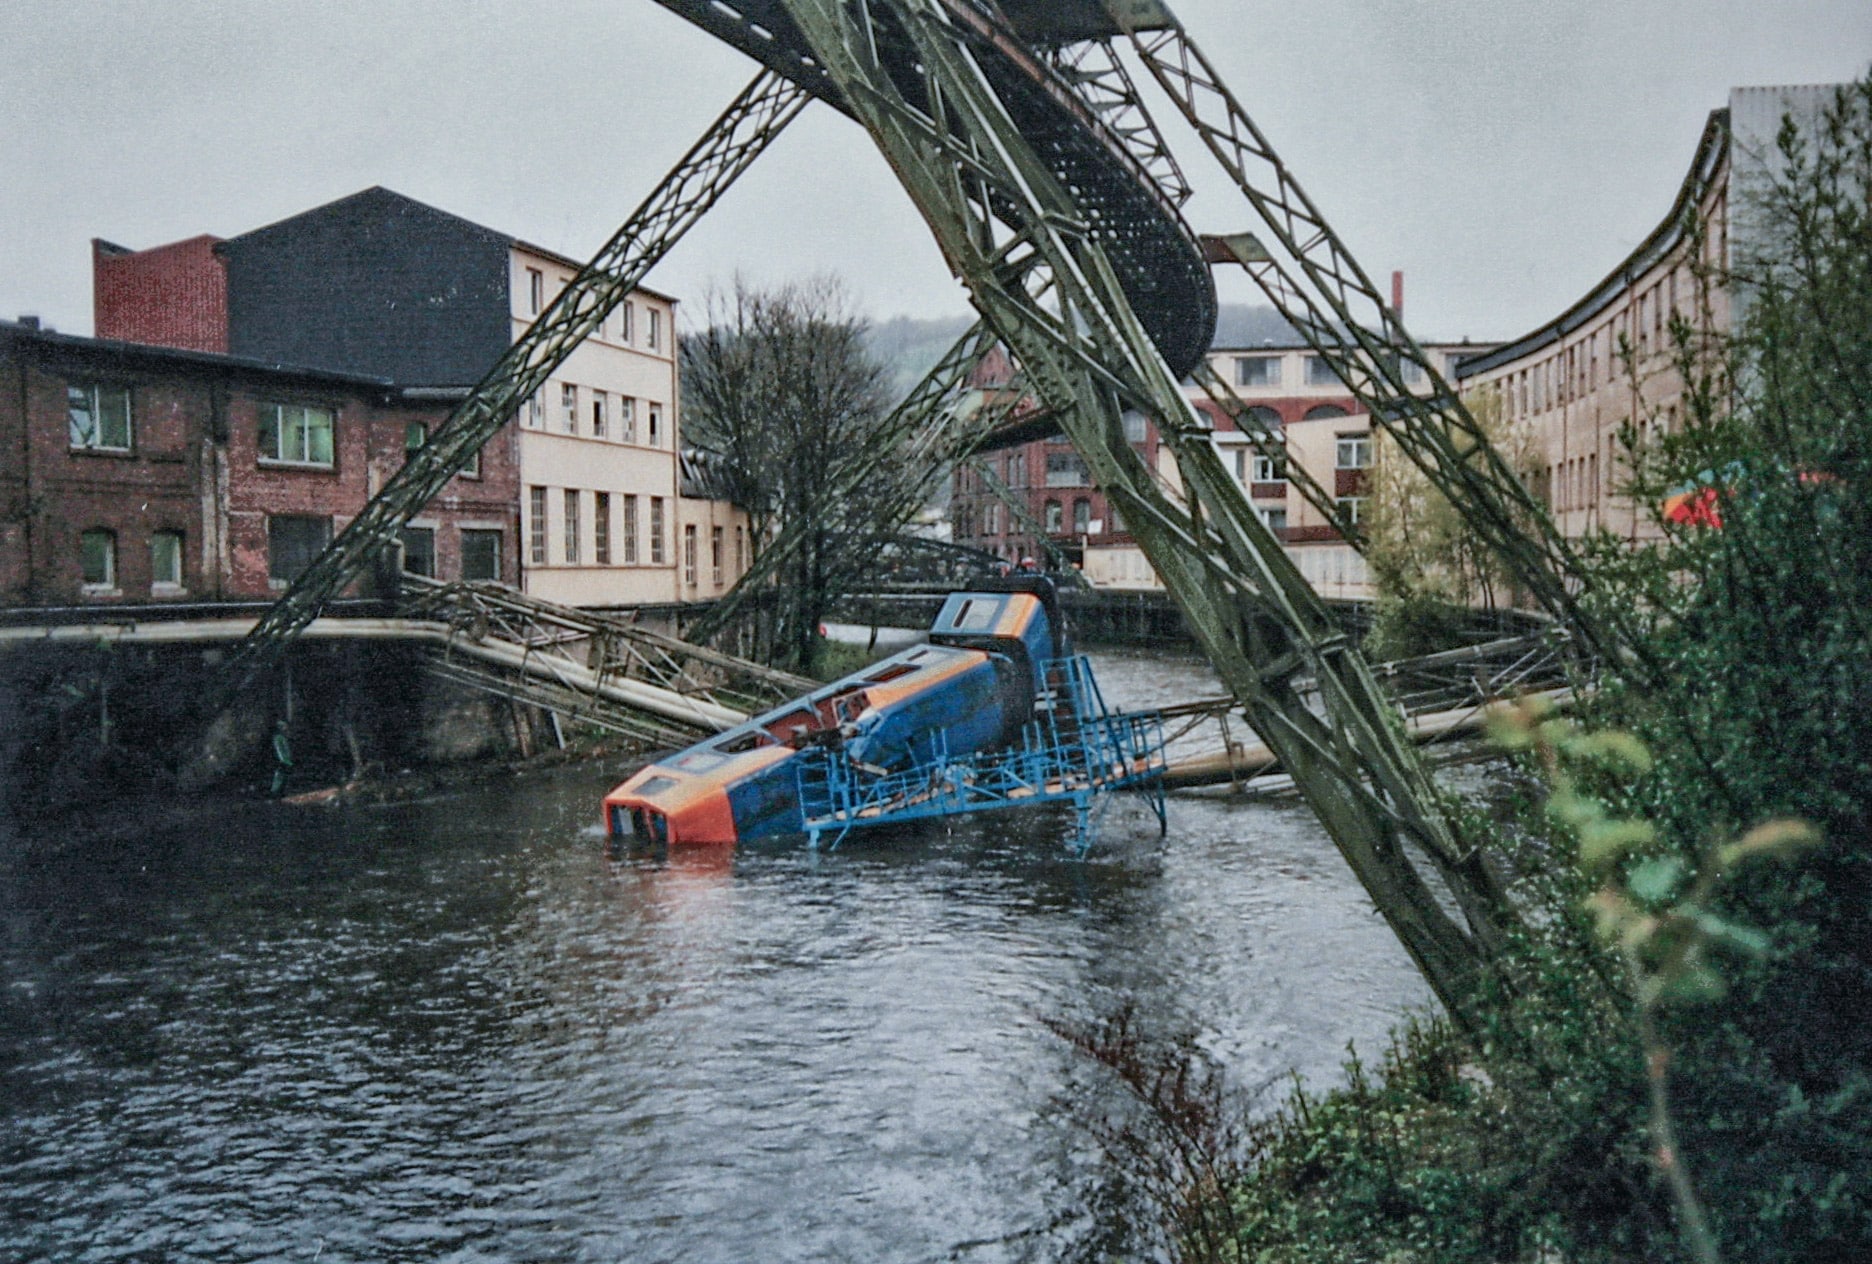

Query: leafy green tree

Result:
[1363,387,1543,657]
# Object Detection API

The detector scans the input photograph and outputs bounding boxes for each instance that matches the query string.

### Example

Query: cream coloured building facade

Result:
[511,245,751,607]
[1079,340,1482,601]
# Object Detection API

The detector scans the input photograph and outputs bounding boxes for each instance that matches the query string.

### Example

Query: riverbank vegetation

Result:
[1070,74,1872,1262]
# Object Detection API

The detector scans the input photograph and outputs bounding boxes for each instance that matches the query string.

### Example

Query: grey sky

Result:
[2,1,1866,346]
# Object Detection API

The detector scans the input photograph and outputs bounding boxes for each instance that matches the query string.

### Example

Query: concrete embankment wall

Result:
[0,637,535,837]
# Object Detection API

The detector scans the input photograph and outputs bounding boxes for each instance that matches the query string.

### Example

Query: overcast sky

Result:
[2,1,1867,346]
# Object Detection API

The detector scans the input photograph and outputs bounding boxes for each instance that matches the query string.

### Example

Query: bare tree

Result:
[681,277,911,671]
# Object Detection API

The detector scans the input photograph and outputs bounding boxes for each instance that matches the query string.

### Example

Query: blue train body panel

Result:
[603,579,1064,846]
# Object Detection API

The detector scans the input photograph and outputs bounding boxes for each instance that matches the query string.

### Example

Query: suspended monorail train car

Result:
[603,578,1065,846]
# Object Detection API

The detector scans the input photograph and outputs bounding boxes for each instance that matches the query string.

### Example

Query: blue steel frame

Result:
[794,656,1167,854]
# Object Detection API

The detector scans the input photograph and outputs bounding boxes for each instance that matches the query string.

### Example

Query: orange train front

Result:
[603,578,1066,846]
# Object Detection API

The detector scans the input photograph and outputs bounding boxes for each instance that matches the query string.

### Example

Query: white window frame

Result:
[258,402,335,467]
[80,528,117,592]
[150,530,184,591]
[68,383,133,452]
[1234,355,1281,388]
[1335,434,1372,470]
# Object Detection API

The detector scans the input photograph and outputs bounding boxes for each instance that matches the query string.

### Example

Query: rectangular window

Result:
[683,524,698,587]
[1335,434,1372,469]
[527,391,544,428]
[1232,449,1248,482]
[618,396,637,443]
[622,494,639,564]
[563,489,581,564]
[150,530,183,589]
[647,308,661,351]
[1122,411,1148,443]
[1257,506,1288,531]
[735,525,746,576]
[621,301,635,344]
[592,391,608,439]
[594,491,611,565]
[647,404,662,447]
[461,529,502,581]
[527,267,544,315]
[1305,355,1341,387]
[1044,451,1089,487]
[67,383,132,451]
[267,515,331,584]
[649,498,666,565]
[459,445,481,479]
[80,529,116,589]
[1253,451,1284,483]
[561,384,579,434]
[404,421,427,459]
[399,526,436,577]
[711,525,724,586]
[1234,355,1280,388]
[258,402,335,466]
[529,486,547,564]
[1334,496,1366,526]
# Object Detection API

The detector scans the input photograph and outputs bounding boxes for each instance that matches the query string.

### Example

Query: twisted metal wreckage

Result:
[228,0,1620,1015]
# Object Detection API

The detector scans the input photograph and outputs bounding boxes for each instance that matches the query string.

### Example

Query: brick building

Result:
[0,320,519,606]
[950,335,1479,599]
[88,186,747,607]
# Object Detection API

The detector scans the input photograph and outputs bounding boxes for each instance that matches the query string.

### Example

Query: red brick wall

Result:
[220,395,522,598]
[93,236,228,353]
[2,333,522,607]
[9,356,208,604]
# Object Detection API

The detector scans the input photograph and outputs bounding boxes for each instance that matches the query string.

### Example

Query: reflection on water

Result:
[0,652,1430,1263]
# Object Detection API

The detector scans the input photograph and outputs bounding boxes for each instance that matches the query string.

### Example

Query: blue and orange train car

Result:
[603,578,1066,846]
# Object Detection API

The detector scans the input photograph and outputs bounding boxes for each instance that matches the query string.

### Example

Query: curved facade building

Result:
[1454,84,1839,543]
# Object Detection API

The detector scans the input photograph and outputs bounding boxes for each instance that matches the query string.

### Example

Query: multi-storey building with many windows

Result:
[91,186,747,609]
[1449,88,1838,546]
[0,318,519,605]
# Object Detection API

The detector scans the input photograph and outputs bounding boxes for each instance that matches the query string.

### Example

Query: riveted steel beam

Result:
[770,0,1515,1015]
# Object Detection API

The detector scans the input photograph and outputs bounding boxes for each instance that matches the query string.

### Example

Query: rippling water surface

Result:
[0,651,1430,1262]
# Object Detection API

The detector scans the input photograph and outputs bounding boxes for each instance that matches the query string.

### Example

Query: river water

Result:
[0,650,1430,1262]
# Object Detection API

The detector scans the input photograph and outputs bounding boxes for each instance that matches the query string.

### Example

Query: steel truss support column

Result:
[1114,17,1629,670]
[229,70,810,681]
[775,0,1514,1016]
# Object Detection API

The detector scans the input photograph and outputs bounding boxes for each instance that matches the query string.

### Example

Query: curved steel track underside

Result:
[649,0,1216,379]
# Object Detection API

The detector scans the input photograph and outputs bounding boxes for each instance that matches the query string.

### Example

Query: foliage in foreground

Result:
[1064,72,1872,1263]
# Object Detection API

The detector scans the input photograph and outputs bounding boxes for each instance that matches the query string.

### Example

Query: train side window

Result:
[950,598,1000,632]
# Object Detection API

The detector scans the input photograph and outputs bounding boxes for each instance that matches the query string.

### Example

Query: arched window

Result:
[80,529,116,590]
[1247,405,1282,432]
[1044,499,1063,532]
[1303,404,1350,421]
[1072,498,1092,533]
